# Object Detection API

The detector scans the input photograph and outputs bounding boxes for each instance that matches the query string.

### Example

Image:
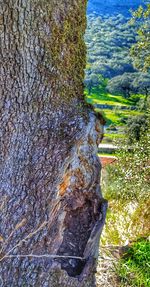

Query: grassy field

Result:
[100,109,141,126]
[85,87,142,148]
[85,87,135,106]
[104,133,125,139]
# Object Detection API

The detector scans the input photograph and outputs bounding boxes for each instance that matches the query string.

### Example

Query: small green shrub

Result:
[104,124,150,201]
[126,114,149,142]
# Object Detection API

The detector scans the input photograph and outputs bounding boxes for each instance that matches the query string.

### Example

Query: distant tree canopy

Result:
[85,9,150,100]
[132,73,150,96]
[84,6,150,143]
[85,14,137,83]
[106,73,134,98]
[106,72,150,98]
[130,3,150,72]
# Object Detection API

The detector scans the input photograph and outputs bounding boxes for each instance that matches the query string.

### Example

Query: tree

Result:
[84,74,100,94]
[132,73,150,95]
[106,72,150,101]
[126,114,149,142]
[130,3,150,72]
[84,74,107,94]
[85,13,137,81]
[104,120,150,201]
[132,73,150,110]
[106,73,135,98]
[0,1,107,286]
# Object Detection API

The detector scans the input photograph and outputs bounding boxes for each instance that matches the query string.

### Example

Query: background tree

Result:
[130,3,150,72]
[84,74,100,94]
[132,73,150,110]
[84,74,107,94]
[106,72,150,101]
[85,6,150,96]
[85,13,137,83]
[126,114,149,142]
[106,73,135,98]
[0,1,107,286]
[104,120,150,201]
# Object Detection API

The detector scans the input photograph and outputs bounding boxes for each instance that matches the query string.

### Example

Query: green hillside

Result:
[84,12,149,147]
[86,5,150,287]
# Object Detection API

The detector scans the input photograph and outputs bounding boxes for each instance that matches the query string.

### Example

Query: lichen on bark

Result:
[0,0,107,286]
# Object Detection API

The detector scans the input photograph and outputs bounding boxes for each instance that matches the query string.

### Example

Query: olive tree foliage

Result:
[106,73,136,98]
[130,3,150,72]
[132,73,150,96]
[84,74,107,94]
[107,72,150,100]
[126,114,149,142]
[85,14,136,83]
[104,121,150,202]
[85,3,149,96]
[132,73,150,110]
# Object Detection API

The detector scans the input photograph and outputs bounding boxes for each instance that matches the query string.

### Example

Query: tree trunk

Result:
[0,1,107,286]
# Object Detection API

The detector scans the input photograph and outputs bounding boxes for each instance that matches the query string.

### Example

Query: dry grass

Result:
[96,246,120,287]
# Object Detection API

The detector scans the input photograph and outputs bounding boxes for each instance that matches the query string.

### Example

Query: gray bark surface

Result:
[0,1,107,286]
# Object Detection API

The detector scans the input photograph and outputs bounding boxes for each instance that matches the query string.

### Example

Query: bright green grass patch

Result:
[103,133,125,144]
[104,133,125,139]
[116,238,150,287]
[96,109,142,126]
[85,88,145,106]
[85,88,133,106]
[85,88,143,126]
[87,96,128,106]
[95,109,123,125]
[86,94,130,106]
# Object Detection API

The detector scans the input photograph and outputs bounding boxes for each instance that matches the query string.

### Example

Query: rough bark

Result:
[0,1,107,286]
